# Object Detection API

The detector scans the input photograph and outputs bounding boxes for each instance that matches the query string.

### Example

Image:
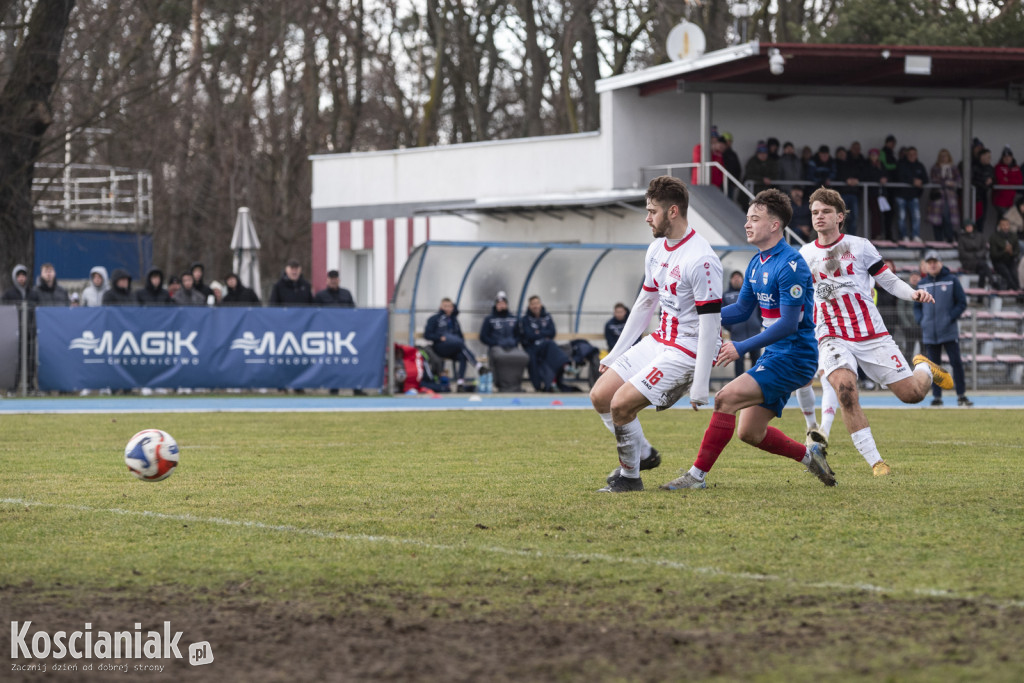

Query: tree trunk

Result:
[0,0,76,289]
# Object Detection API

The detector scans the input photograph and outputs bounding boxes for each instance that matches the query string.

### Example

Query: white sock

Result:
[821,379,840,438]
[800,450,812,467]
[688,465,706,481]
[850,427,882,467]
[601,412,652,459]
[613,418,645,478]
[795,384,818,429]
[914,362,933,382]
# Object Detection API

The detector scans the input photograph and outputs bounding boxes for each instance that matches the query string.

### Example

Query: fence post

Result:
[971,313,977,392]
[386,304,395,396]
[19,302,29,397]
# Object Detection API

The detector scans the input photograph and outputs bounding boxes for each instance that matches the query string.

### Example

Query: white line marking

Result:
[3,497,1022,610]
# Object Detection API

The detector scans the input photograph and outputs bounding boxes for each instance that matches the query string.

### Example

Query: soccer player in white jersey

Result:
[799,188,954,476]
[590,175,723,493]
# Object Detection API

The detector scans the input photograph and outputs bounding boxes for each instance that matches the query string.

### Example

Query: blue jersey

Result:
[737,239,816,357]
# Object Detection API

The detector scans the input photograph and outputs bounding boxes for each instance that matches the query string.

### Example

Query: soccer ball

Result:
[124,429,180,482]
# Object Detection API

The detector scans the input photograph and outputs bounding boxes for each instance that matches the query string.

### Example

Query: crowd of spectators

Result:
[1,258,356,310]
[699,130,1023,253]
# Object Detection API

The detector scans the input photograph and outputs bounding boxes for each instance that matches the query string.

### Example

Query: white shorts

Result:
[818,335,913,387]
[609,335,710,409]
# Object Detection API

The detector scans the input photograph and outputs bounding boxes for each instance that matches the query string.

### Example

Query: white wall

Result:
[312,132,608,213]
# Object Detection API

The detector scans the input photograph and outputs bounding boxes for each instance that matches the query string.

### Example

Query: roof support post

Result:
[699,92,713,185]
[961,98,974,225]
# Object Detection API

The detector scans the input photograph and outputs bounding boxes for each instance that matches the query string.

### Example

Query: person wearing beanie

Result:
[744,140,777,195]
[480,291,528,392]
[314,269,355,307]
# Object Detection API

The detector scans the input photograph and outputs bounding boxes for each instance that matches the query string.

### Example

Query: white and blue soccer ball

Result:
[124,429,180,482]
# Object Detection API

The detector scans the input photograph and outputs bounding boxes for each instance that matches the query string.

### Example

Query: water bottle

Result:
[479,369,492,394]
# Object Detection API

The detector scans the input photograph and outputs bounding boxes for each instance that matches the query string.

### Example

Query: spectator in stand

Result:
[314,269,355,306]
[879,135,900,239]
[721,270,762,378]
[806,145,836,188]
[134,267,172,305]
[172,272,206,305]
[777,141,802,186]
[691,130,725,189]
[993,147,1023,220]
[789,186,813,241]
[799,145,814,180]
[990,217,1021,290]
[221,272,260,305]
[848,141,867,172]
[972,148,996,231]
[834,146,861,235]
[765,137,780,161]
[1004,195,1024,235]
[957,221,992,290]
[480,291,528,392]
[894,146,928,242]
[519,294,572,392]
[744,141,778,195]
[719,132,743,202]
[167,275,181,300]
[27,263,70,306]
[208,281,224,305]
[914,251,972,407]
[862,148,890,240]
[80,266,109,307]
[2,265,31,304]
[604,302,638,351]
[102,269,134,305]
[268,259,314,305]
[424,297,479,390]
[928,148,962,243]
[190,262,213,301]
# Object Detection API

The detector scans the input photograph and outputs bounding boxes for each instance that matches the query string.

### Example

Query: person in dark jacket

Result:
[604,302,629,351]
[743,141,778,196]
[190,262,213,301]
[914,251,971,406]
[971,147,996,231]
[479,291,528,392]
[805,145,836,188]
[28,263,70,306]
[313,269,355,306]
[172,272,206,305]
[989,218,1021,290]
[134,267,172,305]
[424,297,478,387]
[518,295,571,392]
[2,264,31,304]
[221,273,261,305]
[894,146,929,241]
[268,259,314,305]
[956,222,992,289]
[102,269,135,305]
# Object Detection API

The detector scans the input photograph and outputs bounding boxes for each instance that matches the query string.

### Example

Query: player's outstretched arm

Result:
[872,264,929,302]
[690,306,722,410]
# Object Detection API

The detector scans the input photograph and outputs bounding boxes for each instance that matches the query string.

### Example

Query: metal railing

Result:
[32,163,153,227]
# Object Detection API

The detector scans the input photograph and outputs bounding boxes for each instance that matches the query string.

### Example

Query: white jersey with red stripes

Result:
[642,229,723,357]
[799,233,890,342]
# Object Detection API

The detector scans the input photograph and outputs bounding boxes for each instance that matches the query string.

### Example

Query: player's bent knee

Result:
[835,381,859,410]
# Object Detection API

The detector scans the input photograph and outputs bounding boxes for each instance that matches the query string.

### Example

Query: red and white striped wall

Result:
[311,217,430,307]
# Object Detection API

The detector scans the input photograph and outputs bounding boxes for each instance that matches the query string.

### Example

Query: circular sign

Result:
[666,21,706,62]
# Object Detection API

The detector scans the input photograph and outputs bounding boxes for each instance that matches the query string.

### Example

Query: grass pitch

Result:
[2,407,1023,681]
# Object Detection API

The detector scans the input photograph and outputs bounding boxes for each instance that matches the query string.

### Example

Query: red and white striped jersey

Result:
[642,229,723,357]
[799,234,890,342]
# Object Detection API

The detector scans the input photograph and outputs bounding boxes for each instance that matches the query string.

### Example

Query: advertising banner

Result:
[36,307,387,391]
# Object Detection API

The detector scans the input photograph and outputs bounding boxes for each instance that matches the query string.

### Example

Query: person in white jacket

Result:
[80,266,109,307]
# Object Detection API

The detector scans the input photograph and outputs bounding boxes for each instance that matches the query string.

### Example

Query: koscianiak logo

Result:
[9,621,213,673]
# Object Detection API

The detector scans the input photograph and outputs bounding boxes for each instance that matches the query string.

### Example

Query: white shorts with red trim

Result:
[818,335,912,387]
[609,335,714,409]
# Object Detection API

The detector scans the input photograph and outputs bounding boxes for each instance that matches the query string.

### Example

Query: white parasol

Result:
[230,207,262,296]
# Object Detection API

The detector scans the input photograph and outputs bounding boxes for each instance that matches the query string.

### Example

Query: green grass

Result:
[2,408,1024,680]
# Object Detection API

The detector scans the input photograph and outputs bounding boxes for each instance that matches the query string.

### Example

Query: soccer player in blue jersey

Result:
[661,188,836,490]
